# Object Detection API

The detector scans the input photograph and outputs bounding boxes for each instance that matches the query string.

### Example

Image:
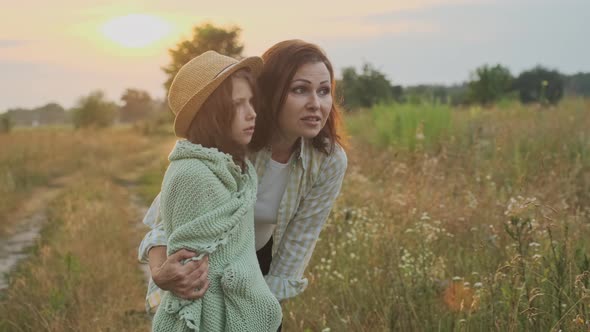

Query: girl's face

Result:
[230,77,257,146]
[276,61,332,144]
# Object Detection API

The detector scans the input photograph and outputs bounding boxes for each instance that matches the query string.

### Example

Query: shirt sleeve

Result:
[137,193,167,263]
[265,146,347,301]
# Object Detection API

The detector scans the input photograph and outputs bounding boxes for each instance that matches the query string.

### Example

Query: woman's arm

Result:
[149,246,209,299]
[265,147,348,301]
[138,192,210,299]
[138,193,166,263]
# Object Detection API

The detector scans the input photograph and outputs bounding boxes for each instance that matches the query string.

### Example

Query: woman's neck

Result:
[271,135,299,164]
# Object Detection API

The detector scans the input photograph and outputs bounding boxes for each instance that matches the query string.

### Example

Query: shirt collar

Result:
[264,137,308,171]
[296,138,308,169]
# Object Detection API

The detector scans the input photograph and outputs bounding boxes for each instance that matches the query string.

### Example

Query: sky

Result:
[0,0,588,111]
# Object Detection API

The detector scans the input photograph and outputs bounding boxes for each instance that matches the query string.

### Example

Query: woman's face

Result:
[276,61,332,143]
[230,77,256,146]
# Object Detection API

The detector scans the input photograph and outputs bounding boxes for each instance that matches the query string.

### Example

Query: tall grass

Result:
[284,98,590,331]
[346,103,453,152]
[1,99,588,331]
[0,178,151,331]
[347,98,590,191]
[0,126,158,234]
[0,127,169,331]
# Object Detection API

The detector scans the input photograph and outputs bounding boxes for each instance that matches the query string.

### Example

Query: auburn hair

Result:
[250,39,347,154]
[186,69,256,169]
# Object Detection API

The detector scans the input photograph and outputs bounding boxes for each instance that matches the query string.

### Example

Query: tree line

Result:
[339,63,589,109]
[2,23,589,132]
[0,89,169,133]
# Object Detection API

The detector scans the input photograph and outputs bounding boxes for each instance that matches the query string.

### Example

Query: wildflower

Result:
[444,282,477,312]
[415,122,425,141]
[474,282,483,288]
[466,191,478,209]
[504,196,538,217]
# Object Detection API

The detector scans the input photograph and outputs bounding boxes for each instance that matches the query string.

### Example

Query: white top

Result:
[253,158,290,250]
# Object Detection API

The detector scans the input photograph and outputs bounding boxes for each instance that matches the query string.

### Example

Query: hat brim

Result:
[173,56,263,138]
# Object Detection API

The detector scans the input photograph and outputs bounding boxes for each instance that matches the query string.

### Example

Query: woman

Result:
[139,40,347,326]
[151,50,282,331]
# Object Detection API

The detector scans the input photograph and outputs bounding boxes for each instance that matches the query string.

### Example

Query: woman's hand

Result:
[148,247,210,299]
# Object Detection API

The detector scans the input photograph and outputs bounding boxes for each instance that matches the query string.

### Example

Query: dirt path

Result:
[0,141,173,291]
[0,138,174,292]
[126,184,153,284]
[0,174,79,289]
[113,139,176,284]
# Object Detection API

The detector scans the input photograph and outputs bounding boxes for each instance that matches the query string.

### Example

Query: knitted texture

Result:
[152,140,282,332]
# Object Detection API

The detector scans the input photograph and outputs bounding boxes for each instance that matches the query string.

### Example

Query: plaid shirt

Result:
[138,138,347,311]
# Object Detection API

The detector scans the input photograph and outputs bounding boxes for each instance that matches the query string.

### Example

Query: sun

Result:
[101,14,172,48]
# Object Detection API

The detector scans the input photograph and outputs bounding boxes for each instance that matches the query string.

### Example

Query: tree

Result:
[162,23,244,92]
[468,64,513,105]
[120,89,154,123]
[404,84,452,104]
[3,103,66,126]
[514,66,564,105]
[0,114,13,133]
[564,72,590,97]
[36,103,66,124]
[391,85,404,103]
[71,91,117,128]
[339,62,394,109]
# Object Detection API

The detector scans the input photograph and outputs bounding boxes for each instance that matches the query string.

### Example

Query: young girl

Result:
[151,51,282,331]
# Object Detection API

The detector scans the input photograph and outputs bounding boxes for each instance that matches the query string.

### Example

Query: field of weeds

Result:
[0,127,172,331]
[1,99,589,331]
[283,98,590,331]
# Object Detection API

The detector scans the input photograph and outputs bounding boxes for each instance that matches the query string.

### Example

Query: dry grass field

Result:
[1,99,589,331]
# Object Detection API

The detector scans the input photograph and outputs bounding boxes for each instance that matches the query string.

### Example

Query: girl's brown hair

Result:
[186,69,255,168]
[250,39,346,154]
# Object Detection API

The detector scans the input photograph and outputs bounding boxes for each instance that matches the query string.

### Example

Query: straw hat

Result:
[168,50,263,138]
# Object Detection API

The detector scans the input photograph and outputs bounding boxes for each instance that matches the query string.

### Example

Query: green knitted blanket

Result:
[152,140,282,332]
